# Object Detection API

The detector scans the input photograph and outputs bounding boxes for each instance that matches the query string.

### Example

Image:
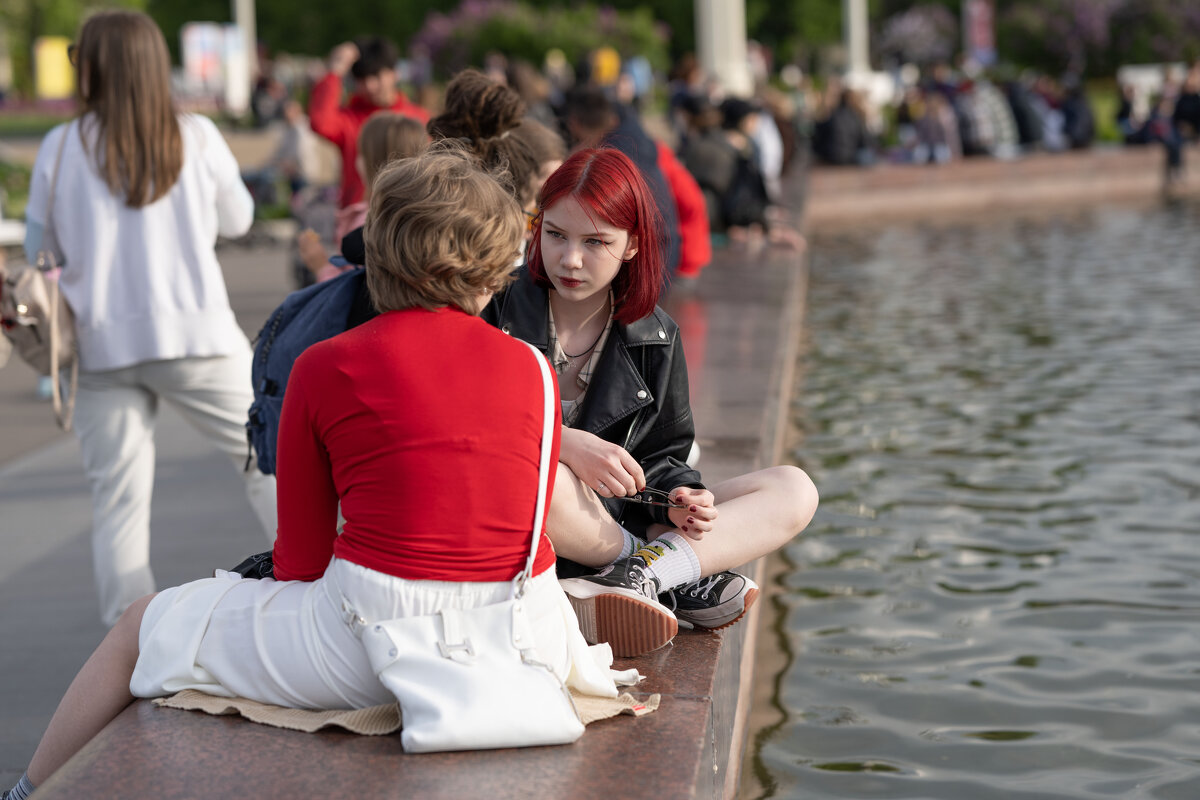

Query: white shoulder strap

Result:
[515,341,555,591]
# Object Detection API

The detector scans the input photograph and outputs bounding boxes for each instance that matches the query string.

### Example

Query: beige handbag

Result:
[0,123,78,430]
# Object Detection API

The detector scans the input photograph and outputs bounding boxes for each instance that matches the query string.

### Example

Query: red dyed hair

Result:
[527,148,665,324]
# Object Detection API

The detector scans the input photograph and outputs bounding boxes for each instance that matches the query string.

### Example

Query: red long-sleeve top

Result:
[272,308,559,583]
[308,73,431,209]
[656,141,711,279]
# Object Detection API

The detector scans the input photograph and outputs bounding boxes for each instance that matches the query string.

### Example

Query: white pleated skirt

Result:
[130,557,624,710]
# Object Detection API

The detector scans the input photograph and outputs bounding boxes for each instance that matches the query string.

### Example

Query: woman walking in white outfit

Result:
[23,10,276,626]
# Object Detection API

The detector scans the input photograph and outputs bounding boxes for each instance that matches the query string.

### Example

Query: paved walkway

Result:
[0,242,298,787]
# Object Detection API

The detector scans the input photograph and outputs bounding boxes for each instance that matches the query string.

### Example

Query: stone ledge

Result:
[805,145,1200,230]
[32,221,808,800]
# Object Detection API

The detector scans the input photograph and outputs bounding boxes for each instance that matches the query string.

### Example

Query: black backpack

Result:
[245,268,372,475]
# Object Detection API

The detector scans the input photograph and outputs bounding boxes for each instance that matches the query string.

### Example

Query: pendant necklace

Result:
[556,294,611,370]
[563,325,606,369]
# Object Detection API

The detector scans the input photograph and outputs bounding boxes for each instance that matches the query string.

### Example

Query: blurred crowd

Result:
[798,56,1200,185]
[802,62,1098,167]
[240,36,1200,284]
[1117,60,1200,185]
[245,38,809,284]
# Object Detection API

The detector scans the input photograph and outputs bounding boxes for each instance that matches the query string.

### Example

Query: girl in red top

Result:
[8,147,624,798]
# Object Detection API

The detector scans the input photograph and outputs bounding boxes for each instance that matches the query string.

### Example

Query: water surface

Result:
[756,202,1200,799]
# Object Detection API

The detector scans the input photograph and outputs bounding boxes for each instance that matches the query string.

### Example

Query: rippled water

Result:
[757,202,1200,799]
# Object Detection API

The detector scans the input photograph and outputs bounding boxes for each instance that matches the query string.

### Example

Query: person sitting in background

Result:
[298,112,428,282]
[1116,83,1148,144]
[1172,62,1200,143]
[1029,74,1067,152]
[898,86,961,164]
[1059,75,1096,150]
[562,85,683,277]
[241,98,321,212]
[813,88,873,166]
[678,95,737,236]
[681,97,803,251]
[717,98,772,238]
[1145,93,1184,185]
[1004,76,1045,151]
[309,36,430,210]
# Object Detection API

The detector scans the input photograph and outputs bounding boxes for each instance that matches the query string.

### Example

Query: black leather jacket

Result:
[482,270,703,535]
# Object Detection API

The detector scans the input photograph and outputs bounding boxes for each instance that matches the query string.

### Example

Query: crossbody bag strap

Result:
[514,341,555,596]
[36,121,72,272]
[44,122,75,431]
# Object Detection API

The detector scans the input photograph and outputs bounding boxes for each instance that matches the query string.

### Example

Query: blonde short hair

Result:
[365,144,523,314]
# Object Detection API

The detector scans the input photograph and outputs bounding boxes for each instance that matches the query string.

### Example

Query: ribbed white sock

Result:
[618,526,645,560]
[6,773,34,800]
[633,531,702,592]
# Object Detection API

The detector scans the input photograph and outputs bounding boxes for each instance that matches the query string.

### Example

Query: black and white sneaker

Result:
[663,571,759,631]
[559,557,679,658]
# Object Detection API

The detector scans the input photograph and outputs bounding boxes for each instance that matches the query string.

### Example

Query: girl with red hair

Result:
[484,148,818,658]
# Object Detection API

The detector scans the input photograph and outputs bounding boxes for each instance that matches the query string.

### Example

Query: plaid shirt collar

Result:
[548,293,614,425]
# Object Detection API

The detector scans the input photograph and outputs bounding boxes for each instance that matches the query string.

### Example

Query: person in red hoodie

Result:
[654,141,710,281]
[309,37,430,209]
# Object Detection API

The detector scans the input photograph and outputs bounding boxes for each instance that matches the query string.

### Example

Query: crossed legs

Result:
[546,462,818,575]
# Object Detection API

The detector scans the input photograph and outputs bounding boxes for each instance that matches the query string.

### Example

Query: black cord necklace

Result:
[563,324,606,364]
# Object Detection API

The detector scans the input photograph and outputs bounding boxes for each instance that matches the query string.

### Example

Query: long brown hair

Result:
[75,10,182,208]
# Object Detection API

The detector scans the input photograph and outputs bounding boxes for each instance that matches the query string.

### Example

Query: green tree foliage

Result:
[413,2,668,80]
[146,0,449,61]
[1,0,144,98]
[997,0,1200,77]
[144,0,851,73]
[38,0,1193,89]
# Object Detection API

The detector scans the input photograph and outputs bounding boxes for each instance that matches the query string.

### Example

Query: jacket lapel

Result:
[495,272,669,436]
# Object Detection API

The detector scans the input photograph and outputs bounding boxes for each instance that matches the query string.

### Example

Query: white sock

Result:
[617,526,645,560]
[633,531,702,592]
[6,773,34,800]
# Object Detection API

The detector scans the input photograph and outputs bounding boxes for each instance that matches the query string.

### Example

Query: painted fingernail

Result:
[681,526,689,532]
[690,505,698,512]
[687,517,695,524]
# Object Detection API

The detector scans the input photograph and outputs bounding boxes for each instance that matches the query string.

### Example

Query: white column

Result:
[842,0,870,76]
[695,0,753,97]
[231,0,258,77]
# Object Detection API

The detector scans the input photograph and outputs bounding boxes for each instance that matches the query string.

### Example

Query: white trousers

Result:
[72,349,277,626]
[131,559,623,710]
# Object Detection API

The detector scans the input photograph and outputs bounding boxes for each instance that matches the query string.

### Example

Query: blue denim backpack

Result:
[245,267,367,475]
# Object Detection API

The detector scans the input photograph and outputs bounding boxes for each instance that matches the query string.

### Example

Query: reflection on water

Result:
[758,203,1200,799]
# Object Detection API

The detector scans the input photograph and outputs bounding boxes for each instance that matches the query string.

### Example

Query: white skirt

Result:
[130,558,625,710]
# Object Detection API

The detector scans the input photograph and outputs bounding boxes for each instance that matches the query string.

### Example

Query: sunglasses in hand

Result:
[613,487,688,509]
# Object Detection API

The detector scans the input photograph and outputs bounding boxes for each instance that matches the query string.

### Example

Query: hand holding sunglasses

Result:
[613,487,688,509]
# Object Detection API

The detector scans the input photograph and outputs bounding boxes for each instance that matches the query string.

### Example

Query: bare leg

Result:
[546,461,626,565]
[649,465,818,575]
[27,594,154,785]
[548,462,818,576]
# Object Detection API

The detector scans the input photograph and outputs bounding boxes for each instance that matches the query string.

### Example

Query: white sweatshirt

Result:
[25,113,254,371]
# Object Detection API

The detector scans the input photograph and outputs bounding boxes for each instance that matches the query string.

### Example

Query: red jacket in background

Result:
[655,141,711,279]
[308,73,431,208]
